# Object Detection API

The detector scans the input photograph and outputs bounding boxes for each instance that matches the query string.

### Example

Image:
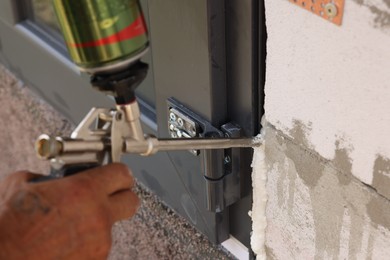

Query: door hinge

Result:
[167,98,245,212]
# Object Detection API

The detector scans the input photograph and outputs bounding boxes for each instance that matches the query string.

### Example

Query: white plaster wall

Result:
[264,0,390,185]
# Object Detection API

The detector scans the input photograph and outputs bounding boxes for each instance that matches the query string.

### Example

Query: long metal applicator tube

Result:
[125,137,262,156]
[36,135,262,159]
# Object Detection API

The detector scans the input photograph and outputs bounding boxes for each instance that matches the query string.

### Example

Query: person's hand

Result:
[0,163,139,260]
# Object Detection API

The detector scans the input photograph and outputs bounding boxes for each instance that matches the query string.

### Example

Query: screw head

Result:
[169,124,175,131]
[324,3,338,18]
[169,112,177,121]
[224,156,231,164]
[177,118,184,127]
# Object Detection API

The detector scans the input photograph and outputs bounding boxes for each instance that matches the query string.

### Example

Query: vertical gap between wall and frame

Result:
[251,0,261,137]
[255,0,266,136]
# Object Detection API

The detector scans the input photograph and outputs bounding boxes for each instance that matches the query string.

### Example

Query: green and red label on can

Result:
[53,0,149,71]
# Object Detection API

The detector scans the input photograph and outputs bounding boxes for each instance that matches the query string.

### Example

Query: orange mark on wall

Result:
[289,0,345,26]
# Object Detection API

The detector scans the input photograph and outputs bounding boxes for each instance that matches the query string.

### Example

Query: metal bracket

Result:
[168,107,200,155]
[167,98,243,212]
[289,0,345,26]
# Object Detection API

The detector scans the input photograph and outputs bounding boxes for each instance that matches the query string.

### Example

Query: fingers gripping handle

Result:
[30,163,99,183]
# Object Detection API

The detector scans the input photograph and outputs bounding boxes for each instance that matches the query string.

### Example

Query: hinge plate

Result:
[167,97,243,212]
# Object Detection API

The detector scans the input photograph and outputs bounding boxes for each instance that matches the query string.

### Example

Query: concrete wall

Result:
[262,125,390,259]
[252,0,390,258]
[265,0,390,189]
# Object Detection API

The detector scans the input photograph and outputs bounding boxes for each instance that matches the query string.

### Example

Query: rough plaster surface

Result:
[262,122,390,259]
[0,65,233,259]
[264,0,390,193]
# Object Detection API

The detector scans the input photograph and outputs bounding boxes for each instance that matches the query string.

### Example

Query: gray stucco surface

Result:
[0,65,233,259]
[263,122,390,259]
